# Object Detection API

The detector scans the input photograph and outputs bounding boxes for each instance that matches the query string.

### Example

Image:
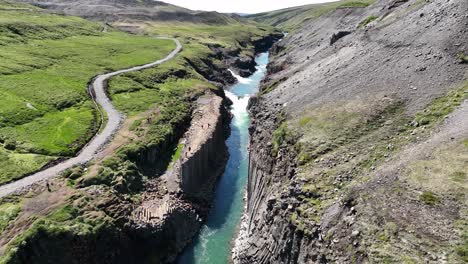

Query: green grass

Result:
[360,15,379,28]
[0,202,21,234]
[419,191,439,205]
[48,204,78,222]
[110,77,208,115]
[0,103,95,155]
[129,119,142,131]
[453,220,468,263]
[406,137,467,204]
[0,147,54,185]
[0,3,98,46]
[0,33,175,123]
[458,53,468,63]
[171,143,184,164]
[338,1,372,7]
[0,2,177,184]
[272,122,292,156]
[299,117,312,126]
[413,83,468,127]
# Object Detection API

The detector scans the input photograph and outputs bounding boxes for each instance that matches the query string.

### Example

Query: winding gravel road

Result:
[0,38,182,198]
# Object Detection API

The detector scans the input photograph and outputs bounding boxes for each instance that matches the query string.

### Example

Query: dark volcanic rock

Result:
[234,56,256,77]
[330,31,352,45]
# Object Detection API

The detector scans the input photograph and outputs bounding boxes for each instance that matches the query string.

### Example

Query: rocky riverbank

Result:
[206,32,283,80]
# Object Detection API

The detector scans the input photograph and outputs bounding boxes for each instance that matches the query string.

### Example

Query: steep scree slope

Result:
[236,0,468,263]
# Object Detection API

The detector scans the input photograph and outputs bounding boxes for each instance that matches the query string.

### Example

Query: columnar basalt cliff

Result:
[179,94,230,197]
[236,0,468,263]
[127,91,231,262]
[2,91,231,264]
[234,102,301,263]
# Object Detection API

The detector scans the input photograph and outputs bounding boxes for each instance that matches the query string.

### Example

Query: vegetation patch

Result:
[0,147,55,185]
[453,219,468,263]
[359,15,379,28]
[0,104,96,156]
[171,143,185,164]
[291,98,404,164]
[412,82,468,128]
[259,78,284,95]
[338,1,372,8]
[0,201,21,234]
[0,195,120,264]
[407,140,467,197]
[272,122,294,156]
[62,166,84,180]
[419,191,439,205]
[458,53,468,64]
[0,2,177,184]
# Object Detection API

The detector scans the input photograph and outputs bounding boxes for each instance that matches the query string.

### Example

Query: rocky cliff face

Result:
[210,32,284,78]
[179,94,230,197]
[128,91,231,263]
[236,0,468,263]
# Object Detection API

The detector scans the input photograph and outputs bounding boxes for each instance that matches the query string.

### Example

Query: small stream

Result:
[178,52,269,264]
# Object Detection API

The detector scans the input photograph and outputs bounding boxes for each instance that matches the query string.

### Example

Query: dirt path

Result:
[0,38,182,198]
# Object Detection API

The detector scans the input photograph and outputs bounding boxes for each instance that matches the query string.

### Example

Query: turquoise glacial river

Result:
[178,52,269,264]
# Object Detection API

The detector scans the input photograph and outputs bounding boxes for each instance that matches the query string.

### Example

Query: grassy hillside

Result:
[0,0,279,185]
[0,1,176,184]
[16,0,242,24]
[143,21,276,55]
[247,0,376,31]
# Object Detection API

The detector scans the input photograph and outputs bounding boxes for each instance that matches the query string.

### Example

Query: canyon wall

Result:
[236,0,468,263]
[179,94,230,197]
[126,91,232,263]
